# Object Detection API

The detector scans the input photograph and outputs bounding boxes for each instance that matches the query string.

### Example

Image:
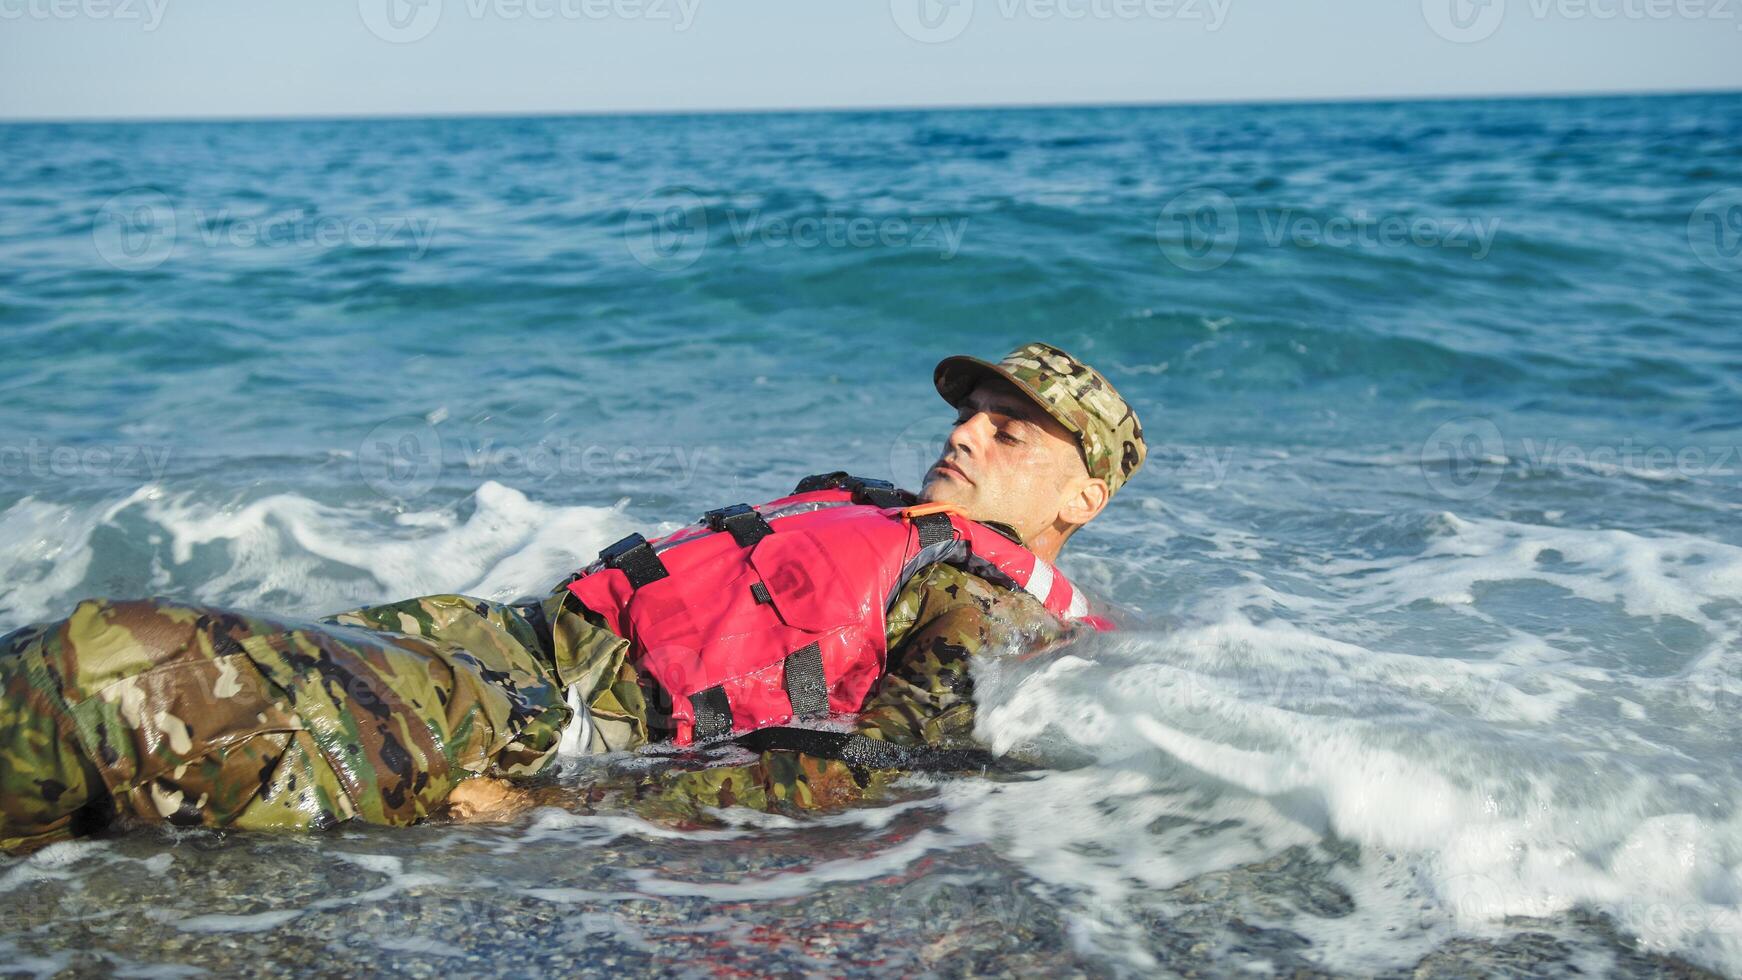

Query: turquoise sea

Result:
[3,93,1742,976]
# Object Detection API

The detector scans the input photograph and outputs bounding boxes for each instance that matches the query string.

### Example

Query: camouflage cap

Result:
[934,342,1147,496]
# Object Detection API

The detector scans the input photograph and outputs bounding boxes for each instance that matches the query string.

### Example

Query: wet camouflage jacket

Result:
[0,551,1067,850]
[554,561,1069,818]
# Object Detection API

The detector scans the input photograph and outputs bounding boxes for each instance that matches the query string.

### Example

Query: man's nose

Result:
[947,411,991,456]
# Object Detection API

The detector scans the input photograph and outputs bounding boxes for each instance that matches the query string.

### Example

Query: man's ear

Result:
[1058,477,1109,529]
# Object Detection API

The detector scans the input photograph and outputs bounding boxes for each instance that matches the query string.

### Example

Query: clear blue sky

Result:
[1,0,1737,120]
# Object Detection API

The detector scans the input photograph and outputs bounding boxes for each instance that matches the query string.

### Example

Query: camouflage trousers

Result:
[0,595,571,854]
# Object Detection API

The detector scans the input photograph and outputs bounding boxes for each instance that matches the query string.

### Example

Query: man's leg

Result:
[0,599,356,849]
[2,594,574,851]
[0,622,112,852]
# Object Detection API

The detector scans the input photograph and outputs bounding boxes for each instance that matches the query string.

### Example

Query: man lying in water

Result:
[0,343,1145,852]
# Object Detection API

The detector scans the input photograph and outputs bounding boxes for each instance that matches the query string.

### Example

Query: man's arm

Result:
[633,564,1069,816]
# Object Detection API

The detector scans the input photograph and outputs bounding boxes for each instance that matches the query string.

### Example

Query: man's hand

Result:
[445,777,532,822]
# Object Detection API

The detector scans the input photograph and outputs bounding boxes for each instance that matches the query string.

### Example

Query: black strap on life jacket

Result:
[847,478,910,510]
[792,472,917,510]
[782,642,828,718]
[911,512,956,549]
[597,503,773,594]
[704,503,774,548]
[691,685,734,741]
[598,474,920,592]
[598,532,669,589]
[732,726,1034,775]
[690,642,829,742]
[793,470,852,493]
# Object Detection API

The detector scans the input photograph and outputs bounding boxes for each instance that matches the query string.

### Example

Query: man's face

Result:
[919,376,1093,541]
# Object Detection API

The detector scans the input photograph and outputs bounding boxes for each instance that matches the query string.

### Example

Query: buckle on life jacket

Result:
[704,503,774,548]
[846,477,911,509]
[793,471,852,493]
[900,502,962,549]
[791,472,915,509]
[899,502,966,520]
[598,532,669,589]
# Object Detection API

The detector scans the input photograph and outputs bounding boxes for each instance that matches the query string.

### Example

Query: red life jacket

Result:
[565,475,1097,745]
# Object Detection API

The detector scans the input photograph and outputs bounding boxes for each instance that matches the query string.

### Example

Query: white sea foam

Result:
[0,480,631,629]
[969,512,1742,974]
[0,939,73,979]
[170,909,305,934]
[0,494,137,627]
[623,828,956,901]
[1303,511,1742,626]
[510,807,755,847]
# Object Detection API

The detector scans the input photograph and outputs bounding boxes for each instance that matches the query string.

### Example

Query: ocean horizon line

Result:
[4,84,1738,127]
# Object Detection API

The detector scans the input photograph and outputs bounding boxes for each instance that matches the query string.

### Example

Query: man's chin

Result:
[918,474,969,507]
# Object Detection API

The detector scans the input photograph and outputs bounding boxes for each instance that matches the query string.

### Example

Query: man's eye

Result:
[997,431,1022,446]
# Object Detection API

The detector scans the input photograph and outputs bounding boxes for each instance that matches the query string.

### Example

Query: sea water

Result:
[2,94,1742,976]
